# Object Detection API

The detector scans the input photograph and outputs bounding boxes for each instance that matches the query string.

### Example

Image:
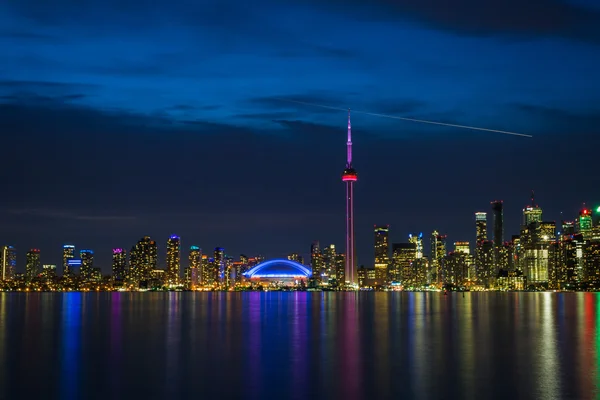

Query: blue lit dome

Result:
[244,259,312,279]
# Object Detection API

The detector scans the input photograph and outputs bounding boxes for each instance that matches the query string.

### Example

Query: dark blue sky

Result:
[1,0,599,271]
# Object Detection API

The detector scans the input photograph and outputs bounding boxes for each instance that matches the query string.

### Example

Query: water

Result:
[0,292,598,400]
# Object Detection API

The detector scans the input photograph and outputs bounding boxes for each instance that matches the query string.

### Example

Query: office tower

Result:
[63,244,75,276]
[310,241,323,281]
[42,265,56,280]
[374,225,390,284]
[454,242,470,254]
[80,250,94,281]
[130,236,158,287]
[214,247,225,284]
[188,246,201,289]
[491,201,504,271]
[475,212,487,245]
[1,246,16,281]
[523,191,543,226]
[112,248,127,283]
[443,251,469,287]
[201,254,212,286]
[392,243,417,285]
[491,201,504,247]
[577,208,593,240]
[430,232,447,284]
[476,241,495,287]
[342,110,358,284]
[166,235,181,286]
[25,249,41,281]
[408,233,423,259]
[335,253,345,283]
[323,244,337,279]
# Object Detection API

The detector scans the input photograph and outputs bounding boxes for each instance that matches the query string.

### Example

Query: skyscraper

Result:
[392,243,417,285]
[310,241,323,281]
[166,235,181,285]
[1,246,16,281]
[475,212,487,245]
[214,247,225,285]
[25,249,41,282]
[523,191,543,226]
[430,232,447,284]
[62,244,75,276]
[408,233,423,259]
[129,236,158,287]
[188,246,201,289]
[577,208,593,240]
[80,250,94,281]
[112,248,127,283]
[342,110,357,284]
[374,225,390,284]
[491,201,504,247]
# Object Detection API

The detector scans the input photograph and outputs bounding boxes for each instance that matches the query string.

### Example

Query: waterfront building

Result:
[374,225,390,284]
[166,235,181,286]
[25,249,41,282]
[112,248,127,283]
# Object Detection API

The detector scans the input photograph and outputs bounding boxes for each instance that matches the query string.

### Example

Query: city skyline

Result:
[2,200,598,275]
[1,0,599,272]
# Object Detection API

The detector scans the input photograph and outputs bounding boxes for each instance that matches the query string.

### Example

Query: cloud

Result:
[315,0,600,43]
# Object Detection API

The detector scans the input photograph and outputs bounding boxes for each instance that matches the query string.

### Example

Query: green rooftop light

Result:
[597,206,600,213]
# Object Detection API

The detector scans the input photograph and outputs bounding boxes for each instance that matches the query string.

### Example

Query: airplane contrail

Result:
[274,97,532,138]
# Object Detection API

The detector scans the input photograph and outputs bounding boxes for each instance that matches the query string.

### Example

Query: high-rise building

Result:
[430,232,447,284]
[374,225,390,284]
[475,212,487,245]
[408,233,423,259]
[342,110,357,284]
[80,250,94,281]
[323,244,337,279]
[392,243,417,285]
[42,265,56,280]
[491,201,504,248]
[476,241,495,287]
[25,249,41,282]
[129,237,158,287]
[62,244,75,276]
[166,235,181,286]
[214,247,225,285]
[577,208,593,240]
[523,191,543,226]
[310,241,323,281]
[201,254,212,286]
[491,201,504,270]
[1,246,16,281]
[112,248,127,283]
[188,246,201,289]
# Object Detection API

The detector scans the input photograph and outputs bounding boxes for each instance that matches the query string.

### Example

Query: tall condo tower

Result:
[342,110,358,284]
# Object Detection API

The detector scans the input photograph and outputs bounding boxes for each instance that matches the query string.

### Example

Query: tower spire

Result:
[347,109,352,167]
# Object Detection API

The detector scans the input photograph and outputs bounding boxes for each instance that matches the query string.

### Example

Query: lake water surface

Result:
[0,292,598,399]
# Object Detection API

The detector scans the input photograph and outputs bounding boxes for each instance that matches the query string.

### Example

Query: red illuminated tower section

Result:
[342,110,357,284]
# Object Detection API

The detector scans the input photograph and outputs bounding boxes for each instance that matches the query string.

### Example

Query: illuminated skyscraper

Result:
[214,247,225,284]
[475,212,487,245]
[187,246,201,289]
[523,191,543,226]
[63,244,75,276]
[1,246,16,281]
[323,244,337,279]
[112,248,127,283]
[25,249,41,282]
[408,233,423,259]
[130,236,158,287]
[287,253,304,264]
[491,201,504,248]
[577,208,593,240]
[455,242,470,254]
[342,110,357,284]
[80,250,94,281]
[166,235,181,285]
[310,241,323,281]
[430,232,447,284]
[42,265,56,280]
[491,201,504,270]
[392,243,417,285]
[374,225,390,284]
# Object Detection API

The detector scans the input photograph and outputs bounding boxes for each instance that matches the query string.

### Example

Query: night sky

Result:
[1,0,599,272]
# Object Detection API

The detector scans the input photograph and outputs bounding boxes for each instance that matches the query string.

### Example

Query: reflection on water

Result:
[1,292,600,399]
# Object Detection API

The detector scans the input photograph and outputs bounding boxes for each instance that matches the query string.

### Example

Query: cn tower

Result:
[342,110,357,284]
